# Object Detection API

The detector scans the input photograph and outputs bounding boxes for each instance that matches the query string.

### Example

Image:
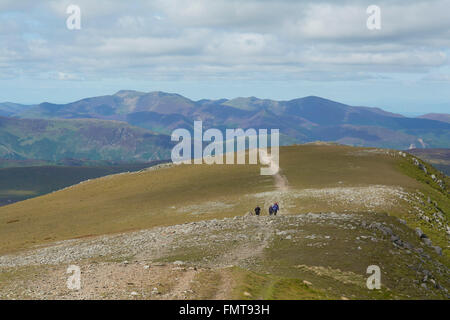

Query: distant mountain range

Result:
[0,116,172,162]
[418,113,450,123]
[1,90,449,162]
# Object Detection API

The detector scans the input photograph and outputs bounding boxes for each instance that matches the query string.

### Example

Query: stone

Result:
[403,242,413,250]
[415,228,423,238]
[433,246,442,256]
[379,226,393,236]
[418,163,427,174]
[153,262,166,266]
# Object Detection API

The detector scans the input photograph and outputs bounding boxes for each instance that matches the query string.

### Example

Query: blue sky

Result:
[1,0,449,115]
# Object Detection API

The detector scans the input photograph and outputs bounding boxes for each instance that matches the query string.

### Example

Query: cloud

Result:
[55,72,84,81]
[0,0,449,83]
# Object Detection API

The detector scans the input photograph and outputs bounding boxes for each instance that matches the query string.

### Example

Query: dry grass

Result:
[0,145,430,255]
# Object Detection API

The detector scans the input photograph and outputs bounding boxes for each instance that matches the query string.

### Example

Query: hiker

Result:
[268,205,274,216]
[254,206,261,216]
[272,202,279,215]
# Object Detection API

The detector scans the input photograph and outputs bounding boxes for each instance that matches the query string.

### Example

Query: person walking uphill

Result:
[272,202,279,215]
[254,206,261,216]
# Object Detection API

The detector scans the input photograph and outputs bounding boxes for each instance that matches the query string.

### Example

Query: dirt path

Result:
[274,171,289,191]
[167,268,198,299]
[213,269,234,300]
[259,149,289,191]
[213,218,274,268]
[1,210,448,299]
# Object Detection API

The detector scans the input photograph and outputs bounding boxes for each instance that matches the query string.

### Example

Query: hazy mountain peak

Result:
[223,96,279,111]
[147,91,185,98]
[295,95,347,105]
[417,113,450,123]
[3,91,449,150]
[114,90,146,98]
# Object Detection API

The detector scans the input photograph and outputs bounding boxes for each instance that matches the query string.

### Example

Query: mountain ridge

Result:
[418,113,450,123]
[1,91,449,151]
[0,116,173,162]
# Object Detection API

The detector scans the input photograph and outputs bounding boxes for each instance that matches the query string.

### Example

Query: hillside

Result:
[4,91,450,149]
[418,114,450,124]
[407,148,450,175]
[0,116,173,162]
[0,145,448,299]
[0,161,165,207]
[0,102,34,117]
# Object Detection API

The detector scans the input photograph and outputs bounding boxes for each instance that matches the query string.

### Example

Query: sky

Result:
[0,0,449,115]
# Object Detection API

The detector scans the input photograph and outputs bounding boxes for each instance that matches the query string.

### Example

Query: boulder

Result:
[433,246,442,256]
[415,228,423,238]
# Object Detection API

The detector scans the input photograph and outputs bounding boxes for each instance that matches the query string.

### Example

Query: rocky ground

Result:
[0,205,448,299]
[0,151,448,300]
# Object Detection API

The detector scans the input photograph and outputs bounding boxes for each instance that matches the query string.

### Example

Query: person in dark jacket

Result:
[254,206,261,216]
[272,202,279,215]
[269,205,274,215]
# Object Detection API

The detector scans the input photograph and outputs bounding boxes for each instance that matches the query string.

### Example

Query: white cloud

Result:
[56,71,83,80]
[0,0,449,82]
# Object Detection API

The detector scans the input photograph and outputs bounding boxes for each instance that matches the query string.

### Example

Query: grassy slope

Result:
[0,145,440,254]
[0,160,268,254]
[0,145,448,299]
[0,163,162,206]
